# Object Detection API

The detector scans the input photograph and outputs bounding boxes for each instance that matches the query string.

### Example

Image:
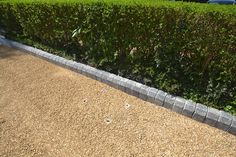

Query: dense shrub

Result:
[176,0,208,3]
[0,0,236,114]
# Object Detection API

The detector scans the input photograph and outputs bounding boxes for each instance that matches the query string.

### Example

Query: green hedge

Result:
[0,0,236,114]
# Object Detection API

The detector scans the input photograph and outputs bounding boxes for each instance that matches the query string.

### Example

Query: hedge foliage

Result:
[0,0,236,114]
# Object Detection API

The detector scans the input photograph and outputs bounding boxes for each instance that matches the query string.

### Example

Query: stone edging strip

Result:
[1,37,235,136]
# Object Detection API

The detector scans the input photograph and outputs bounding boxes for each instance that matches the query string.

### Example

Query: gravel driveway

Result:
[0,46,236,157]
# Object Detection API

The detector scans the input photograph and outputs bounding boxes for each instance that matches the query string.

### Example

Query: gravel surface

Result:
[0,46,236,157]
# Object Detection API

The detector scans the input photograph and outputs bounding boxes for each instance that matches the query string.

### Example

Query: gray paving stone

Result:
[86,66,94,77]
[52,56,61,65]
[95,70,103,81]
[192,103,208,122]
[60,59,67,67]
[80,65,90,76]
[117,77,129,92]
[38,50,46,56]
[74,63,84,74]
[154,90,167,106]
[52,55,59,62]
[172,97,186,113]
[60,58,68,67]
[28,47,35,54]
[228,116,236,135]
[112,76,123,89]
[32,49,38,55]
[41,52,48,58]
[84,66,95,79]
[60,57,67,63]
[69,61,78,72]
[163,94,176,109]
[147,87,159,104]
[82,64,90,77]
[216,111,233,131]
[89,67,98,80]
[52,56,60,62]
[17,44,25,50]
[138,85,149,101]
[46,53,54,60]
[62,58,69,64]
[40,53,51,62]
[130,82,143,97]
[125,80,136,95]
[36,50,44,57]
[66,60,75,70]
[31,48,39,54]
[93,70,102,81]
[182,100,196,118]
[100,71,110,83]
[104,73,113,85]
[204,107,220,127]
[26,47,34,54]
[85,65,95,77]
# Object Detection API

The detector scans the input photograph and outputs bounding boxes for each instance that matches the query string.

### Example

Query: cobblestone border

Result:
[1,37,235,136]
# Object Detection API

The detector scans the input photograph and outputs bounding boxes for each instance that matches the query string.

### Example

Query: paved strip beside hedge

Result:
[1,45,236,156]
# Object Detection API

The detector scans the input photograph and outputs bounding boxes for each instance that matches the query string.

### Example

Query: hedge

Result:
[0,0,236,114]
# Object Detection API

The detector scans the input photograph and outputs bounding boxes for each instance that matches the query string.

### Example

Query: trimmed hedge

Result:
[0,0,236,114]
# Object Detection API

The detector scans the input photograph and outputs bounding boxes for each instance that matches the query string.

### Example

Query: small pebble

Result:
[125,102,131,110]
[104,118,112,124]
[83,98,87,103]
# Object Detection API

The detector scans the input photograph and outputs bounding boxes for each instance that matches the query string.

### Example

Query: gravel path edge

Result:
[1,36,235,136]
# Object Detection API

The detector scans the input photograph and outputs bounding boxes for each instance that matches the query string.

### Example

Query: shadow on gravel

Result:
[0,46,23,59]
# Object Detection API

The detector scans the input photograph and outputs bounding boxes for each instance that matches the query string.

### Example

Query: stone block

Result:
[154,90,167,106]
[117,77,129,92]
[125,80,136,95]
[100,71,110,83]
[106,73,116,86]
[204,107,220,127]
[110,75,120,88]
[163,94,176,109]
[130,82,142,97]
[138,85,149,101]
[216,111,233,131]
[172,97,186,113]
[147,87,159,104]
[228,116,236,135]
[182,100,196,118]
[192,103,208,122]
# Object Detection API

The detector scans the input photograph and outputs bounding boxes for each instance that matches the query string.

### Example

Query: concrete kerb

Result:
[147,87,159,104]
[125,80,136,95]
[154,90,167,106]
[192,103,208,122]
[139,85,149,101]
[131,82,143,97]
[216,111,233,131]
[182,100,196,118]
[229,116,236,135]
[0,37,235,136]
[106,73,116,86]
[93,70,103,82]
[110,75,123,89]
[117,77,129,92]
[89,67,97,80]
[172,97,186,114]
[163,94,176,109]
[204,107,220,127]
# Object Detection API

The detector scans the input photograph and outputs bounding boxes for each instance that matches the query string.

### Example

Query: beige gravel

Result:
[0,45,236,157]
